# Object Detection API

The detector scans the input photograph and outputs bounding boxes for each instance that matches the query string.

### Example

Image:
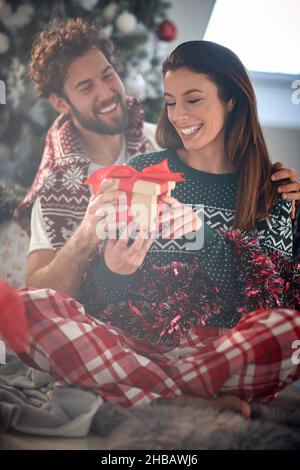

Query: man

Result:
[15,18,159,299]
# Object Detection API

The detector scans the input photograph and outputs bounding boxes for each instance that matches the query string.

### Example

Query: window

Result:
[204,0,300,75]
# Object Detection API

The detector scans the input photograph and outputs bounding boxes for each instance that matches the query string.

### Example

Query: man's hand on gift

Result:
[271,162,300,219]
[103,223,155,275]
[77,179,125,248]
[159,196,202,240]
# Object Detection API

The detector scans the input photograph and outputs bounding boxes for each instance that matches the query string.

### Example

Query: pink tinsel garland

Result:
[221,229,300,314]
[95,230,300,345]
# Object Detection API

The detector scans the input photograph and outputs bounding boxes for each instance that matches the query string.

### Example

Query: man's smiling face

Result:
[61,47,128,135]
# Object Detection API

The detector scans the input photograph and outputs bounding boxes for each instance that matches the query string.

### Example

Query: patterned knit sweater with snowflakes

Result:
[80,148,294,331]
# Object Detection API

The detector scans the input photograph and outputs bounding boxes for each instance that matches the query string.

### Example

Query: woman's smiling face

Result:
[163,67,233,153]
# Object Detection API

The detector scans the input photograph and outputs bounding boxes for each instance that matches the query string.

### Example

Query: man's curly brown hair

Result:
[29,17,118,98]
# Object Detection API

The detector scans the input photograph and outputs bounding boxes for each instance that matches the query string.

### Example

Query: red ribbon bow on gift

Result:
[85,159,185,197]
[85,159,185,229]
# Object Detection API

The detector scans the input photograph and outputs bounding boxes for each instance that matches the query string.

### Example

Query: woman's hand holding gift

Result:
[159,195,203,239]
[103,223,155,275]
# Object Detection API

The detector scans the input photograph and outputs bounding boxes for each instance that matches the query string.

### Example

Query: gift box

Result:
[106,178,176,233]
[85,159,185,233]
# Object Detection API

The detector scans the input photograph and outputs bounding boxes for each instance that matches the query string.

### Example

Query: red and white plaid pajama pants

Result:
[3,286,300,407]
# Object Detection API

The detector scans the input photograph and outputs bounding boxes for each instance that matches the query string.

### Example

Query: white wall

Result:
[167,0,216,53]
[263,127,300,172]
[253,74,300,172]
[251,73,300,130]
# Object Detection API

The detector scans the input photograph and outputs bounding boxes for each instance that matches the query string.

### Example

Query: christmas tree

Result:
[0,0,177,189]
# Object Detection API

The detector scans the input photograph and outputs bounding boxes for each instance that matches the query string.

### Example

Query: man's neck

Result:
[75,122,124,166]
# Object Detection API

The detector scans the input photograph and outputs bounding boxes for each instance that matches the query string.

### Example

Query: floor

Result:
[0,431,112,450]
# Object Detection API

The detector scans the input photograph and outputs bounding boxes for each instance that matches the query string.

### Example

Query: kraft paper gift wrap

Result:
[85,159,185,233]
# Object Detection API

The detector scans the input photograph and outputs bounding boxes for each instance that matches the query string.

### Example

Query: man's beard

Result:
[67,95,128,135]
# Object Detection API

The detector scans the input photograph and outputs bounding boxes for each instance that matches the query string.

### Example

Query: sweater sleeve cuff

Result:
[98,256,137,290]
[204,223,218,244]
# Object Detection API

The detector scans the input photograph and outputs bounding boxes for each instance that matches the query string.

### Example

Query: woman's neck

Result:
[177,140,236,174]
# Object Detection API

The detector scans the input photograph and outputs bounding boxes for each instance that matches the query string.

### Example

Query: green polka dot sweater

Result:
[81,148,294,331]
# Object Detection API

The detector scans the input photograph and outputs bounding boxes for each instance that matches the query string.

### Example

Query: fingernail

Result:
[278,187,282,193]
[282,194,287,199]
[271,175,276,181]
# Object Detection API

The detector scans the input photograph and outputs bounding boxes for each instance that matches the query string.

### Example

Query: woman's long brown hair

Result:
[156,41,277,231]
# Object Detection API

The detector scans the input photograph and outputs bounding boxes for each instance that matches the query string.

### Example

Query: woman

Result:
[1,41,300,417]
[81,40,299,336]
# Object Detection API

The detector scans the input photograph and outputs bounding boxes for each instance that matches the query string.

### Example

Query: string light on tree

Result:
[124,67,146,101]
[0,32,9,54]
[102,2,119,21]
